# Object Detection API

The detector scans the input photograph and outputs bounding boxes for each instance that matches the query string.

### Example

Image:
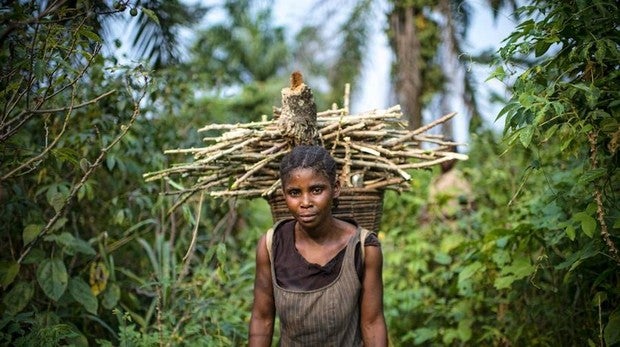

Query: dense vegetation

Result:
[0,0,617,346]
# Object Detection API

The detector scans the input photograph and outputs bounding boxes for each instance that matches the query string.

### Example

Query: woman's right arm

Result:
[248,234,275,347]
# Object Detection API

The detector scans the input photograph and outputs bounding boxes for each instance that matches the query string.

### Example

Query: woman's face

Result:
[282,167,340,229]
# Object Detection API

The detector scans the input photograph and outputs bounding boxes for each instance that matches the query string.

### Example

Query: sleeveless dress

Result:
[268,221,365,347]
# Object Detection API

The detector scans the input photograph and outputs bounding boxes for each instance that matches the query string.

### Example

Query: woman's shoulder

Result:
[363,231,380,247]
[272,218,295,234]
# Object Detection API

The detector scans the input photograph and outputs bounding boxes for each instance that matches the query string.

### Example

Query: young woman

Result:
[249,145,388,346]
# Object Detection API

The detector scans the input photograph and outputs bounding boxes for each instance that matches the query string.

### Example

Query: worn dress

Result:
[266,219,379,346]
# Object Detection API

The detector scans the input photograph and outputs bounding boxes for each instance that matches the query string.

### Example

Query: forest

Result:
[0,0,618,346]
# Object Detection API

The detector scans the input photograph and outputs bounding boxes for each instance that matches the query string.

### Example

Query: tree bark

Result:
[390,6,423,130]
[277,71,318,145]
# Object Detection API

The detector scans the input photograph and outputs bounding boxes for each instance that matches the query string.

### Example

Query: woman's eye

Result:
[312,187,323,194]
[288,190,300,197]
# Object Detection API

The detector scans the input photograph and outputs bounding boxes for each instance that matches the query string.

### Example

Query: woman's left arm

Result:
[360,245,388,346]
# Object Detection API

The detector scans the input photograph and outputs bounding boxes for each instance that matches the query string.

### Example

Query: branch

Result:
[1,42,105,143]
[32,90,116,114]
[17,75,148,264]
[382,112,457,146]
[176,191,204,286]
[588,131,620,264]
[1,90,117,181]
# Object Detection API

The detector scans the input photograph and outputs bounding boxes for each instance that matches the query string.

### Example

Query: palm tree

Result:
[115,0,208,68]
[188,0,289,87]
[294,0,518,136]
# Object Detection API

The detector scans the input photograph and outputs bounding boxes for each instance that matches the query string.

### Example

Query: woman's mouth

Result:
[298,214,316,223]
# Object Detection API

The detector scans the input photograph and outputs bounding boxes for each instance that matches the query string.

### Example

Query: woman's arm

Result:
[248,235,275,347]
[360,244,388,346]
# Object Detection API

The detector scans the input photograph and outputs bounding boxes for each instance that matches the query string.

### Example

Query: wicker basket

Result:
[266,188,385,232]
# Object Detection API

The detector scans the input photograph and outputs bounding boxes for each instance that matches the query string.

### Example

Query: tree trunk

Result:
[390,6,423,130]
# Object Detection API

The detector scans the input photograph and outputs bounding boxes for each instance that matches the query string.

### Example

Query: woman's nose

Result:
[300,193,312,207]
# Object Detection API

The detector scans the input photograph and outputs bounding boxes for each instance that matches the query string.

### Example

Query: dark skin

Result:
[248,168,388,346]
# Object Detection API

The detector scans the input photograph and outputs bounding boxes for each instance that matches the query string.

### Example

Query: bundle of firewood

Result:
[143,72,467,208]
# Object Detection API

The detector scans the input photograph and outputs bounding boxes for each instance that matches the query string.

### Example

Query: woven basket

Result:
[266,188,385,232]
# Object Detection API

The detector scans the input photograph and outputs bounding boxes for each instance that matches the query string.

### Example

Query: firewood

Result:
[143,72,467,201]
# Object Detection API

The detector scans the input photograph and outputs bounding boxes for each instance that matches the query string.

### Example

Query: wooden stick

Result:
[381,112,457,146]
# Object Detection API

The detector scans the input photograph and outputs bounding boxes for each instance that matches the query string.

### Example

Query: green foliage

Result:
[383,129,618,345]
[3,0,617,346]
[381,0,618,345]
[381,3,618,344]
[1,1,292,345]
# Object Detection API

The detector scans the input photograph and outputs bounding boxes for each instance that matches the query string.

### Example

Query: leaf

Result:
[586,86,601,108]
[496,101,520,122]
[216,243,227,264]
[486,66,506,81]
[78,28,101,42]
[22,248,46,265]
[433,252,452,265]
[0,260,20,289]
[572,212,597,238]
[495,256,535,289]
[51,147,80,166]
[37,258,68,301]
[440,234,465,253]
[69,277,98,315]
[604,310,620,346]
[556,242,598,272]
[457,318,473,342]
[79,158,90,173]
[492,250,511,266]
[2,281,34,316]
[565,225,576,241]
[550,101,564,116]
[45,232,75,248]
[591,291,607,306]
[543,124,559,141]
[49,191,67,213]
[413,327,437,344]
[600,117,618,133]
[501,257,535,278]
[106,154,116,171]
[458,261,483,282]
[519,125,535,148]
[45,232,95,256]
[102,283,121,309]
[578,168,606,185]
[71,237,97,256]
[51,217,68,232]
[23,224,44,245]
[494,274,518,290]
[141,8,160,25]
[114,209,125,225]
[534,41,551,57]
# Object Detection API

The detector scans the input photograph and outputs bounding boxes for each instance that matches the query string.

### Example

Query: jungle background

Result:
[0,0,618,346]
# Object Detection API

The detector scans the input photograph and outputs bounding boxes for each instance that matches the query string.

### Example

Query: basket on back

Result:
[267,188,385,232]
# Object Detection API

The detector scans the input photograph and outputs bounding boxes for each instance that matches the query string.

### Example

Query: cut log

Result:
[277,71,318,145]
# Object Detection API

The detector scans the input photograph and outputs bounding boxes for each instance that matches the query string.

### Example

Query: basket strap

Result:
[265,219,290,261]
[265,227,274,260]
[360,227,371,261]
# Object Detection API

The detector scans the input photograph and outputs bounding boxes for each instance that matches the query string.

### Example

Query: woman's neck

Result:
[295,217,342,244]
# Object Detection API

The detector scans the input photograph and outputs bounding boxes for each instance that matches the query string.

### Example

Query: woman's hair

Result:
[279,145,338,187]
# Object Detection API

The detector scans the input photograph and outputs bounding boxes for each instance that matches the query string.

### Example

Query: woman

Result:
[249,145,388,346]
